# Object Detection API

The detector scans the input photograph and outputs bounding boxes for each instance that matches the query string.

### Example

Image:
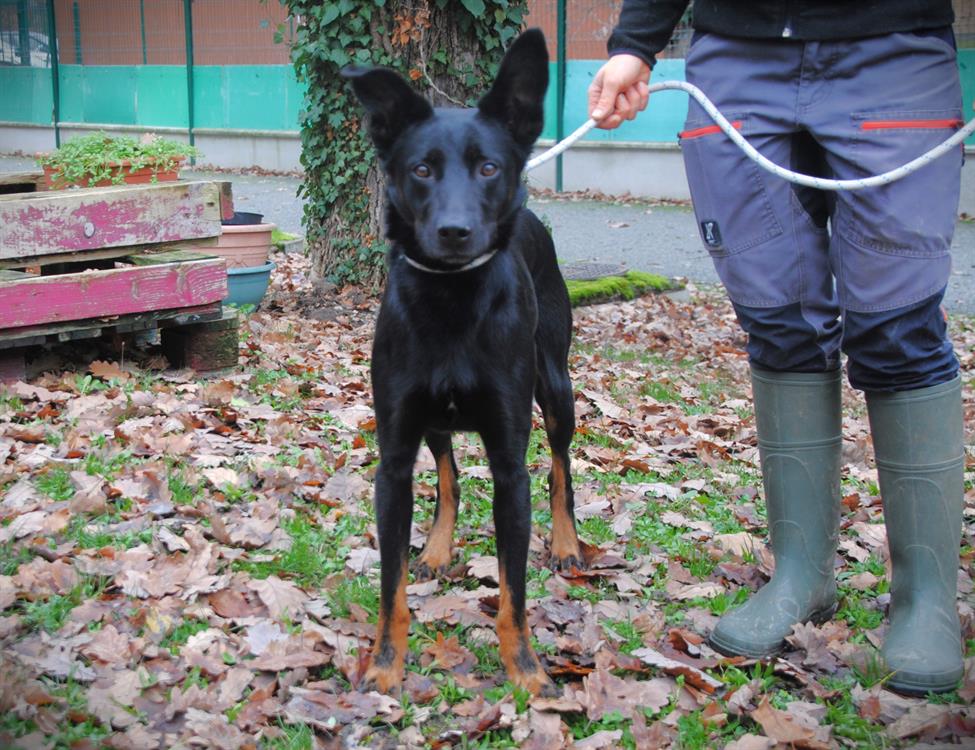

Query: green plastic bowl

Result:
[225,261,275,307]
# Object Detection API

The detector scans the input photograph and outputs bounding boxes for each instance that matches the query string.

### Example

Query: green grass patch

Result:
[168,469,203,505]
[160,618,211,655]
[0,543,35,577]
[234,511,369,588]
[35,467,75,502]
[83,447,137,480]
[566,271,678,307]
[19,576,109,633]
[260,722,316,750]
[0,677,113,748]
[327,576,379,621]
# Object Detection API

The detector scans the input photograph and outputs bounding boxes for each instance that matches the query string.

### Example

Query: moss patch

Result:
[271,229,299,250]
[566,271,680,307]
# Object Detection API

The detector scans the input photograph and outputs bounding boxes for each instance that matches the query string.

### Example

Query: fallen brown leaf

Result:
[750,696,833,750]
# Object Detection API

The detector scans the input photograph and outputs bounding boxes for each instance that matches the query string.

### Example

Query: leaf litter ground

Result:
[1,251,974,749]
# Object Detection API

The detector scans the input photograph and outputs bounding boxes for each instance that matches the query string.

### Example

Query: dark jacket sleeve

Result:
[607,0,692,67]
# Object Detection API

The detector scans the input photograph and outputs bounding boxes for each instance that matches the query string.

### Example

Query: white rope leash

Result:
[525,80,975,191]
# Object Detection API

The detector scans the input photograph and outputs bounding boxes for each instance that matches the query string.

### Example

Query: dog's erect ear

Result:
[477,28,549,148]
[341,66,434,156]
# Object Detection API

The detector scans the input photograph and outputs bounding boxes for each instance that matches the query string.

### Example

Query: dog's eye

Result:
[480,162,499,177]
[413,164,431,179]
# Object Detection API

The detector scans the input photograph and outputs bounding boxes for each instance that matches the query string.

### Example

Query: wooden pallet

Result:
[0,179,233,269]
[0,170,45,195]
[0,178,240,382]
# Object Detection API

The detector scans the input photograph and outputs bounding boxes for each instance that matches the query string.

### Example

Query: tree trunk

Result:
[298,1,527,291]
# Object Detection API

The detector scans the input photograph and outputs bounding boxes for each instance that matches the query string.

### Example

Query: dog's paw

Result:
[510,667,559,698]
[549,552,586,574]
[412,558,450,581]
[361,662,404,696]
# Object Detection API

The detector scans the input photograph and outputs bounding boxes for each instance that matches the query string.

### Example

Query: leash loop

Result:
[525,80,975,192]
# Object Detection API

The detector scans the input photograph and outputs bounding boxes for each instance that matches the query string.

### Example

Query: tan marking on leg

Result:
[549,455,582,565]
[416,453,458,576]
[364,564,409,694]
[497,569,554,696]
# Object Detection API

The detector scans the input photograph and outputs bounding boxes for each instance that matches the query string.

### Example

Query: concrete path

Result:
[3,154,973,313]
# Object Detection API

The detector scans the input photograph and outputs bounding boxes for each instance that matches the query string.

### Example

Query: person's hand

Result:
[588,54,651,130]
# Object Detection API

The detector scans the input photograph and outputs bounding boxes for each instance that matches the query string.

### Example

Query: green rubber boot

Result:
[866,376,965,695]
[709,366,842,658]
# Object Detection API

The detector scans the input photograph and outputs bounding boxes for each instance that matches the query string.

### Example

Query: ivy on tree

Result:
[283,0,529,289]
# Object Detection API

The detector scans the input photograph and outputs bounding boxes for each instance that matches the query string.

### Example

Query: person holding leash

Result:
[589,1,967,695]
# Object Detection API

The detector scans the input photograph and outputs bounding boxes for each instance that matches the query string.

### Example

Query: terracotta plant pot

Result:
[211,221,276,269]
[40,156,185,191]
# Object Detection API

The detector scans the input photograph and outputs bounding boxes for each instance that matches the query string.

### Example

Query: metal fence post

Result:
[555,0,566,192]
[15,0,29,66]
[46,0,60,146]
[183,0,195,157]
[139,0,147,65]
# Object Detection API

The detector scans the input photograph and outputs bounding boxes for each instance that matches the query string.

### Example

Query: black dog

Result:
[343,29,581,696]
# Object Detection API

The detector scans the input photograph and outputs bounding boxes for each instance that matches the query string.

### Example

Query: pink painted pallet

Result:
[0,253,227,330]
[0,177,240,381]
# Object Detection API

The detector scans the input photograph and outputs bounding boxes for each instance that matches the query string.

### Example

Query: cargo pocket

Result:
[842,109,962,258]
[679,113,783,259]
[835,110,961,312]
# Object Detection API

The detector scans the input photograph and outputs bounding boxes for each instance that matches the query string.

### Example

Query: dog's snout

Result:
[437,225,472,244]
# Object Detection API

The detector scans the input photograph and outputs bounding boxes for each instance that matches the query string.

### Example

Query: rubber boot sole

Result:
[886,664,964,696]
[708,602,838,659]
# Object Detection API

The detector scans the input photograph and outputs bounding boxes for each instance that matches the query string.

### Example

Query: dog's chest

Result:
[374,268,537,428]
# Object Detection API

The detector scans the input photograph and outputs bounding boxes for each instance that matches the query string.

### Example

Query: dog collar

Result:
[402,249,499,274]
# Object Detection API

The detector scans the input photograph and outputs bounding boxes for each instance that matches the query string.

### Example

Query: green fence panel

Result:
[5,53,970,146]
[540,61,557,140]
[58,65,138,124]
[59,65,186,128]
[0,66,53,124]
[49,64,301,131]
[134,66,189,127]
[193,65,302,131]
[55,65,86,124]
[561,58,687,143]
[960,49,975,146]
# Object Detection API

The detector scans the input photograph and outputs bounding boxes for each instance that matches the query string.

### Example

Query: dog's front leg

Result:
[537,367,584,572]
[484,427,557,697]
[414,430,460,580]
[364,439,419,694]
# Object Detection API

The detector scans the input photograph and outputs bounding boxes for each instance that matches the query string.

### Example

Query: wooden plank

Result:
[0,171,44,187]
[1,246,135,271]
[0,350,26,384]
[0,170,44,195]
[219,180,235,222]
[0,257,227,329]
[125,249,220,265]
[162,308,239,372]
[0,180,228,261]
[0,269,29,282]
[0,302,222,348]
[0,237,220,271]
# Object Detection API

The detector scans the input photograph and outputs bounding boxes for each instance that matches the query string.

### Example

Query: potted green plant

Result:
[36,132,200,190]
